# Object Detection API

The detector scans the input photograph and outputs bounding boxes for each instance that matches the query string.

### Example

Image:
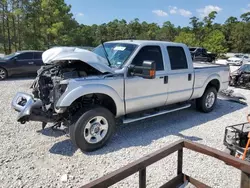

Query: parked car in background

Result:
[227,55,250,66]
[0,50,44,80]
[189,47,217,63]
[229,62,250,87]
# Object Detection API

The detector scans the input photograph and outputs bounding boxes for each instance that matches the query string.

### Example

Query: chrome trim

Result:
[11,92,34,112]
[123,104,191,124]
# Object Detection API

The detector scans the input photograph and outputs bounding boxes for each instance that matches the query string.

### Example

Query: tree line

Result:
[1,0,250,55]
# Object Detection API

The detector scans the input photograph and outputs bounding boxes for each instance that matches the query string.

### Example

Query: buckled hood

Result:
[42,47,114,74]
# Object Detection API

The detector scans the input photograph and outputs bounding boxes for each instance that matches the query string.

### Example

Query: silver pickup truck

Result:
[11,40,229,152]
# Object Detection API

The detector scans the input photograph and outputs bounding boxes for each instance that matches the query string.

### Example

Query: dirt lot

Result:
[0,76,249,188]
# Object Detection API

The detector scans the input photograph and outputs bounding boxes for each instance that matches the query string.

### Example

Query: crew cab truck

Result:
[11,40,229,152]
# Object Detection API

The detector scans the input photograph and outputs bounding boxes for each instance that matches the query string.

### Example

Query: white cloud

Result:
[242,4,250,13]
[77,12,84,17]
[197,5,222,17]
[169,6,192,17]
[179,9,192,17]
[169,6,177,14]
[152,10,168,17]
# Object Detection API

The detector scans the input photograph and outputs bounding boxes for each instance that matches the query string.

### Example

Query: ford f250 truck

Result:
[11,40,229,152]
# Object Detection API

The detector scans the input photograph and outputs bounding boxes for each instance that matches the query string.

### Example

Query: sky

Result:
[65,0,250,27]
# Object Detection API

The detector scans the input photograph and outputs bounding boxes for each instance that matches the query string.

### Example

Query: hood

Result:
[228,57,242,61]
[42,47,114,74]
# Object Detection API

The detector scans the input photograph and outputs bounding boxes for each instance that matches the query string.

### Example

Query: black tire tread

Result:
[69,106,115,152]
[196,87,217,113]
[0,67,8,80]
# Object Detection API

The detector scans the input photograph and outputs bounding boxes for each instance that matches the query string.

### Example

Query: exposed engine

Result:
[31,60,102,115]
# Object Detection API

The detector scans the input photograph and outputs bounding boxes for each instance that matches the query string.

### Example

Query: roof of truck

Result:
[107,40,185,46]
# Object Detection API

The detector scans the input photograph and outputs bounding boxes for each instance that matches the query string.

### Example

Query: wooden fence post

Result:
[177,149,183,175]
[139,168,146,188]
[241,171,250,188]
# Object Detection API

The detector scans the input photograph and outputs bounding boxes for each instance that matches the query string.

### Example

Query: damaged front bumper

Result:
[11,92,57,124]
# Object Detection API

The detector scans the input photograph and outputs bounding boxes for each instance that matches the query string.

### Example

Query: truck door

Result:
[124,45,168,114]
[165,46,194,105]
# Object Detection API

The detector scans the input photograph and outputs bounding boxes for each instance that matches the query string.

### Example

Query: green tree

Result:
[174,32,198,46]
[202,30,228,54]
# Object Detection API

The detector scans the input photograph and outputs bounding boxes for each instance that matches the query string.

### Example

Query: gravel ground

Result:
[0,75,249,188]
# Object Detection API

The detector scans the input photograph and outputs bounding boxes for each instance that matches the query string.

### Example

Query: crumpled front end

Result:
[11,47,114,125]
[11,92,57,124]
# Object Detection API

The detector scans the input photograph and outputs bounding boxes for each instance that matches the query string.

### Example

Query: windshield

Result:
[3,52,19,60]
[235,55,243,58]
[92,43,138,68]
[238,64,250,72]
[189,48,196,52]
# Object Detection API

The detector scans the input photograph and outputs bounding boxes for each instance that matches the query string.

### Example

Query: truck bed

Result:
[193,61,227,69]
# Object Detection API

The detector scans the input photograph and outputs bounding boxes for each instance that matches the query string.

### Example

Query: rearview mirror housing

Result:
[129,61,156,79]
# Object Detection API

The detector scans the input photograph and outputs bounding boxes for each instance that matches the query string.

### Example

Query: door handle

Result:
[28,62,34,64]
[188,74,192,81]
[164,76,168,84]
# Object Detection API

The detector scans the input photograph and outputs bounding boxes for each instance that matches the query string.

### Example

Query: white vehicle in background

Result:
[227,55,250,66]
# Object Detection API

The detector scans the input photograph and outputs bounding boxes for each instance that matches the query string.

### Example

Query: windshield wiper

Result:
[101,40,112,67]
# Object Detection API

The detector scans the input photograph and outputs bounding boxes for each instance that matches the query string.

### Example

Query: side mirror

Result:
[129,61,156,79]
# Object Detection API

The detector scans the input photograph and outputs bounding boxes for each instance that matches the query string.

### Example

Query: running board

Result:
[123,104,191,124]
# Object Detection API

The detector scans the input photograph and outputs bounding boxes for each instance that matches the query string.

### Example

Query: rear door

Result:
[124,45,168,114]
[165,46,194,105]
[33,52,44,73]
[13,52,34,75]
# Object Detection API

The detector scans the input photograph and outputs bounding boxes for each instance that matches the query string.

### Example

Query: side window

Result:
[202,49,207,55]
[196,49,202,56]
[34,52,43,59]
[16,52,33,60]
[131,46,164,71]
[167,46,188,70]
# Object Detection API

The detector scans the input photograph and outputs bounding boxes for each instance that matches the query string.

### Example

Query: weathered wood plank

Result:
[159,173,184,188]
[184,140,250,174]
[81,140,184,188]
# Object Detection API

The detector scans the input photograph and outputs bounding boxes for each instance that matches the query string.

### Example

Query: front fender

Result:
[56,84,125,117]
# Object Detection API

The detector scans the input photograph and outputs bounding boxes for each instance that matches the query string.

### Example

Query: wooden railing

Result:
[81,140,250,188]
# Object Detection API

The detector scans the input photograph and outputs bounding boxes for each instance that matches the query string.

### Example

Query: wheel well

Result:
[70,93,117,116]
[206,79,220,91]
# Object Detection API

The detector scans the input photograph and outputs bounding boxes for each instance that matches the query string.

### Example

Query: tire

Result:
[69,106,115,152]
[196,87,217,113]
[0,67,7,80]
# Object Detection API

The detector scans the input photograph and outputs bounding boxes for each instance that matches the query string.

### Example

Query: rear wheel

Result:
[69,106,115,152]
[196,87,217,113]
[0,68,7,80]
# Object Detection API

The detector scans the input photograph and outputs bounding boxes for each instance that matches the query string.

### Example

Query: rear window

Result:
[167,46,188,70]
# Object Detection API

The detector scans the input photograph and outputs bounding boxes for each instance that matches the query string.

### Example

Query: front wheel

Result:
[0,68,7,80]
[69,106,115,152]
[196,87,217,113]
